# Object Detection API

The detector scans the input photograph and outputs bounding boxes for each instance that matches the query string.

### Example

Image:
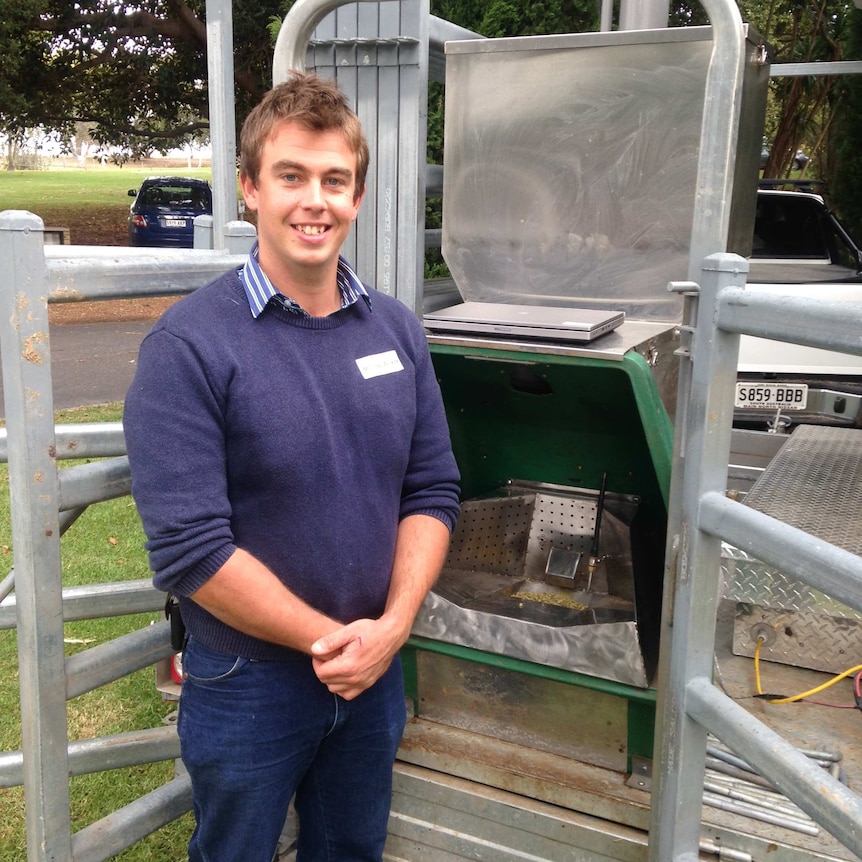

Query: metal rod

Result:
[0,580,164,631]
[688,676,862,853]
[704,774,814,818]
[65,622,174,700]
[0,726,181,788]
[71,774,193,862]
[702,791,820,836]
[586,471,608,591]
[699,491,862,616]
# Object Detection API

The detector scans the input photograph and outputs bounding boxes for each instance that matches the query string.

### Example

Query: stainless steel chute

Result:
[412,481,650,687]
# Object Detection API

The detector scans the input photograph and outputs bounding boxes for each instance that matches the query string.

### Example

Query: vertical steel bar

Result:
[648,0,750,856]
[355,43,380,281]
[374,42,400,300]
[397,0,429,315]
[686,0,748,280]
[0,211,73,861]
[648,253,748,862]
[205,0,239,249]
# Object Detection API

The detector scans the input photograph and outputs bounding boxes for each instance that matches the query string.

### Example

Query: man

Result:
[123,72,460,861]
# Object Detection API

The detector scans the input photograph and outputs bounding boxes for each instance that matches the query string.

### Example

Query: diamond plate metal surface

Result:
[722,544,862,621]
[743,425,862,555]
[733,605,862,675]
[722,426,862,672]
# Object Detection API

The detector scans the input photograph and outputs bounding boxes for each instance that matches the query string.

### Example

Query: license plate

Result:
[163,218,186,228]
[734,382,808,410]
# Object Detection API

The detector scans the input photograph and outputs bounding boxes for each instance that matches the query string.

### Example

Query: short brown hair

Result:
[239,72,369,199]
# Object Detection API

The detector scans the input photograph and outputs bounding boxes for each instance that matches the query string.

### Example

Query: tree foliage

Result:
[736,0,857,180]
[829,7,862,236]
[0,0,281,158]
[2,0,860,220]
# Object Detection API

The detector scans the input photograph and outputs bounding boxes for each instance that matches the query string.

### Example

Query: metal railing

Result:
[0,210,251,861]
[648,251,862,860]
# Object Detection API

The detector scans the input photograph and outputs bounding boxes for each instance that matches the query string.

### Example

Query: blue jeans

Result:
[178,637,407,862]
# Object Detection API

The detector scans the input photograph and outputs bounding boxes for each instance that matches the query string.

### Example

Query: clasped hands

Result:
[310,617,405,701]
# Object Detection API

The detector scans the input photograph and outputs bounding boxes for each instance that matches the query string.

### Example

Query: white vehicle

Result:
[739,184,862,430]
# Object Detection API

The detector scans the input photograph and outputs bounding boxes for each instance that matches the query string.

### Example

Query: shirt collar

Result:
[239,241,371,319]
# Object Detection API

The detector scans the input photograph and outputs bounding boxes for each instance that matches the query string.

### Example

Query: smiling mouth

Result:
[295,224,329,236]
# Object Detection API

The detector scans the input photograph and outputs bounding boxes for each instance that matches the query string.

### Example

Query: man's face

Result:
[241,120,364,282]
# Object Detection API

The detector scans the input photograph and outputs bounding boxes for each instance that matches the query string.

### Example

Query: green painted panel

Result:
[430,345,671,514]
[428,341,673,687]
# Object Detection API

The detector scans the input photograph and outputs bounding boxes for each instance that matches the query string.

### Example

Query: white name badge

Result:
[355,350,404,380]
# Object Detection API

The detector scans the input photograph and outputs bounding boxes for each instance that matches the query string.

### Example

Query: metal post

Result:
[648,253,749,862]
[619,0,669,31]
[0,211,73,861]
[685,0,749,281]
[205,0,239,248]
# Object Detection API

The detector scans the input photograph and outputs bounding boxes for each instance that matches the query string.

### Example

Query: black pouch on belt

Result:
[164,593,186,652]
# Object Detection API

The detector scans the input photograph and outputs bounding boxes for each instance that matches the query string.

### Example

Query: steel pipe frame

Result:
[205,0,240,249]
[698,491,862,615]
[1,210,74,859]
[0,211,196,861]
[687,677,862,855]
[0,423,127,463]
[44,245,246,303]
[57,456,131,511]
[649,253,750,862]
[71,774,193,862]
[716,285,862,353]
[0,580,164,630]
[0,726,181,788]
[651,251,862,859]
[65,621,175,700]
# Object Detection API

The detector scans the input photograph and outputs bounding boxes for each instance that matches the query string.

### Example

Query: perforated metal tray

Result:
[412,481,650,687]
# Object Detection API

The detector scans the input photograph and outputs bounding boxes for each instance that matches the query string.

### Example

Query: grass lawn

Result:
[0,165,213,210]
[0,165,243,246]
[0,404,193,860]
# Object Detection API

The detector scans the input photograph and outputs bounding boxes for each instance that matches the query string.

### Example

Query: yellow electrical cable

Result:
[753,635,862,704]
[754,636,764,695]
[768,664,862,704]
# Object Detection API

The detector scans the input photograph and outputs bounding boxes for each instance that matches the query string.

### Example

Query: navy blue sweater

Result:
[123,269,460,661]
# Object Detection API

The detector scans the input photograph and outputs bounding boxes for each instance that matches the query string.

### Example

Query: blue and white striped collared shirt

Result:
[239,241,371,319]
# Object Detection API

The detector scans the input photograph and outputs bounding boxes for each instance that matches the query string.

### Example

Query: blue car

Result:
[128,176,213,248]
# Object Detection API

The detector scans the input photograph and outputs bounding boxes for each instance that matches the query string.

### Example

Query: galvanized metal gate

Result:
[648,253,862,860]
[0,219,253,861]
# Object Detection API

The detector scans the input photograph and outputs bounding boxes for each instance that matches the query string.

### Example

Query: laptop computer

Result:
[424,301,625,343]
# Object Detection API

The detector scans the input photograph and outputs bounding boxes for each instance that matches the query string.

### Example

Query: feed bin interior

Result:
[414,341,674,690]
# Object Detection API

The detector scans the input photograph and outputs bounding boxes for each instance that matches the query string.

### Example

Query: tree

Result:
[0,0,284,159]
[737,0,855,180]
[830,7,862,237]
[2,0,858,215]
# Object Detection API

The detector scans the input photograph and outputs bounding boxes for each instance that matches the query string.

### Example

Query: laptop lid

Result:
[424,302,625,343]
